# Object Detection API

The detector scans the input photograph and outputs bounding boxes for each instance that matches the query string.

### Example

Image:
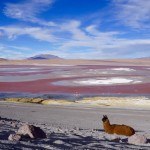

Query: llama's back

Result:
[113,124,135,136]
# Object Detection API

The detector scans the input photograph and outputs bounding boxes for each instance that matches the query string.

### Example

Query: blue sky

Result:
[0,0,150,59]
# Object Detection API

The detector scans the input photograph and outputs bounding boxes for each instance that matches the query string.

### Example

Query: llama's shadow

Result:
[135,130,143,133]
[0,117,18,122]
[93,129,104,132]
[0,123,17,140]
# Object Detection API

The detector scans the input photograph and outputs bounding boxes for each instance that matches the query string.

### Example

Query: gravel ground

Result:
[0,101,150,149]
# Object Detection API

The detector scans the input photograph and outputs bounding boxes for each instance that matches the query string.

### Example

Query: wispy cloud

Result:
[4,0,55,26]
[0,26,57,42]
[0,11,150,58]
[0,19,150,59]
[113,0,150,28]
[0,44,26,59]
[61,20,90,41]
[7,45,32,51]
[0,44,49,59]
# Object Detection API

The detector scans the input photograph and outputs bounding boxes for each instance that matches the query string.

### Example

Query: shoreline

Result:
[1,95,150,110]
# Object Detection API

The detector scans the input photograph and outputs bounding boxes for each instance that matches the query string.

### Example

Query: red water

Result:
[0,65,150,95]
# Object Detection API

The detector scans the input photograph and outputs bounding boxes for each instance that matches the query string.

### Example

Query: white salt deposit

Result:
[133,81,142,84]
[33,63,74,66]
[73,78,133,85]
[111,68,135,71]
[87,69,109,75]
[18,70,41,73]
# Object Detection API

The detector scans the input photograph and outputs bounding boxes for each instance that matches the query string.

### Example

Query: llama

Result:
[102,115,135,136]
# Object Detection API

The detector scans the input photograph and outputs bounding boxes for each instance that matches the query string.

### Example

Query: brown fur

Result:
[102,115,135,136]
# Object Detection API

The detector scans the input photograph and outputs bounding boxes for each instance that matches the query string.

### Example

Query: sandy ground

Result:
[0,101,150,149]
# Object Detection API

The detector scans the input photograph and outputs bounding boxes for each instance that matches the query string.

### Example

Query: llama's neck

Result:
[103,120,112,131]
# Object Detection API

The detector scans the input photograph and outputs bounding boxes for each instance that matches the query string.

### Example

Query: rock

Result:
[8,134,21,141]
[103,133,120,142]
[57,128,64,133]
[11,121,17,128]
[128,134,147,145]
[0,120,4,124]
[17,124,46,139]
[73,127,79,130]
[53,140,64,145]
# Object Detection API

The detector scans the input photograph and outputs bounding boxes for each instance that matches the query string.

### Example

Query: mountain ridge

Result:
[27,54,62,60]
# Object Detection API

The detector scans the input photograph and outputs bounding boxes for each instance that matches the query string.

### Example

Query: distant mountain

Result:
[28,54,61,60]
[0,58,7,61]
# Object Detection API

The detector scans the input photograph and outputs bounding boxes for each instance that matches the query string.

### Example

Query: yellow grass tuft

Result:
[6,98,44,104]
[41,99,74,105]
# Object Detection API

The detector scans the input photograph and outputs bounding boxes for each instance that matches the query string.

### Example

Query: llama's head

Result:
[102,115,108,122]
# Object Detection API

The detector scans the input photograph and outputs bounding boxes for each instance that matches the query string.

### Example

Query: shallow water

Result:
[0,65,150,95]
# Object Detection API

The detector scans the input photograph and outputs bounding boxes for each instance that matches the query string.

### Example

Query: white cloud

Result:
[59,21,120,51]
[7,45,32,51]
[113,0,150,28]
[0,44,51,59]
[0,20,150,59]
[0,45,26,59]
[1,0,150,59]
[57,22,150,58]
[61,20,90,41]
[4,0,55,26]
[0,26,57,42]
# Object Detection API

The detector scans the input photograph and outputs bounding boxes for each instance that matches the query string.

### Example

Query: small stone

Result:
[0,120,4,124]
[103,133,120,142]
[57,128,64,133]
[53,140,64,145]
[44,145,52,149]
[73,127,79,130]
[8,134,21,141]
[11,122,17,128]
